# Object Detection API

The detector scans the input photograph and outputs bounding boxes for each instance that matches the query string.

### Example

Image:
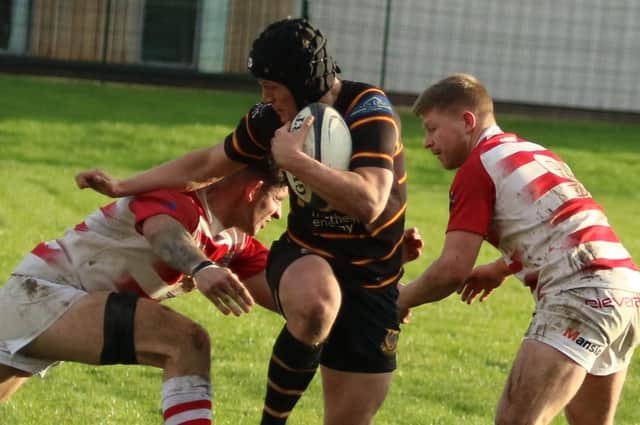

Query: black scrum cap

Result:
[247,18,340,109]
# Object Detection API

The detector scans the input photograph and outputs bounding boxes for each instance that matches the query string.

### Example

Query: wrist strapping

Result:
[191,260,218,277]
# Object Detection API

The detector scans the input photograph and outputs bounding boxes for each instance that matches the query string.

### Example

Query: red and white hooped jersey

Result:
[15,189,268,300]
[447,126,640,299]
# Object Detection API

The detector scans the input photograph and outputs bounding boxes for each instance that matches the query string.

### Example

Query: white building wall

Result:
[310,0,640,113]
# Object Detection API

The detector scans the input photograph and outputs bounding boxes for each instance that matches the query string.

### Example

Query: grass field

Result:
[0,74,639,424]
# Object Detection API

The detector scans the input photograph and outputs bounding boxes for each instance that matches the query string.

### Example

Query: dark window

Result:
[1,0,11,49]
[142,0,198,65]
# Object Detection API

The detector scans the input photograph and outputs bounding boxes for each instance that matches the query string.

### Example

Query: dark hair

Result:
[222,161,286,195]
[247,18,340,109]
[253,153,287,188]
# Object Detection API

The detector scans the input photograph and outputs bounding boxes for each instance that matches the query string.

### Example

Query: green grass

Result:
[1,74,639,424]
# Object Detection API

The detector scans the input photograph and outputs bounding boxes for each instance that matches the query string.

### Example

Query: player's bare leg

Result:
[0,365,30,402]
[261,255,341,424]
[279,256,341,346]
[321,367,392,425]
[564,369,627,425]
[128,299,212,379]
[20,291,213,424]
[495,339,586,425]
[22,292,209,375]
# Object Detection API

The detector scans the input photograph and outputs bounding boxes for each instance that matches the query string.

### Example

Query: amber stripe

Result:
[286,230,335,258]
[345,88,386,116]
[232,131,263,160]
[245,114,267,150]
[362,269,403,289]
[370,203,406,237]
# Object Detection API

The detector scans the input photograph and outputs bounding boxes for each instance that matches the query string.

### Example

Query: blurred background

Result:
[1,0,639,120]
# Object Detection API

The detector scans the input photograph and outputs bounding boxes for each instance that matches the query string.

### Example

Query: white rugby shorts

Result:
[0,272,87,375]
[525,286,640,375]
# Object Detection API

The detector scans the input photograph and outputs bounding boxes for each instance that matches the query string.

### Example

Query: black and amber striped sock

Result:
[260,326,322,425]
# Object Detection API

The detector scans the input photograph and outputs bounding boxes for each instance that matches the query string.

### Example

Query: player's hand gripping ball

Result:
[285,103,352,209]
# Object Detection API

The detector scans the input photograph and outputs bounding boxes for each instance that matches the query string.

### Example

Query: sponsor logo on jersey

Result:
[585,296,640,308]
[311,210,358,233]
[380,328,400,355]
[349,94,392,120]
[563,327,604,355]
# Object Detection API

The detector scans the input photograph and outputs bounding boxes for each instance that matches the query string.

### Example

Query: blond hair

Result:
[412,73,493,118]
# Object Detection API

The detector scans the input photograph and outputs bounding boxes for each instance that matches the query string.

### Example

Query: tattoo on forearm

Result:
[147,222,205,274]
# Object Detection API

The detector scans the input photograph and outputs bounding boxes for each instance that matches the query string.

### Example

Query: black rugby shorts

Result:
[266,235,400,373]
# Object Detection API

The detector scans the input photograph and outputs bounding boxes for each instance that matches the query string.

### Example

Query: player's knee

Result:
[290,299,337,342]
[168,320,211,362]
[185,322,211,355]
[306,300,336,324]
[564,403,610,425]
[302,280,341,320]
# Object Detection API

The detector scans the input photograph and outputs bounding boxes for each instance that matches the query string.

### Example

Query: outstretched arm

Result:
[142,214,254,316]
[459,258,511,304]
[398,230,484,311]
[76,144,244,197]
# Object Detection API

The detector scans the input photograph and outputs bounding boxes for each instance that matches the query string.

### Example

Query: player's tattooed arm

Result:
[142,214,254,315]
[142,214,206,274]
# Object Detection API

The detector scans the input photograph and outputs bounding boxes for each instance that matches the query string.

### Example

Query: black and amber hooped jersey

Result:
[224,81,407,288]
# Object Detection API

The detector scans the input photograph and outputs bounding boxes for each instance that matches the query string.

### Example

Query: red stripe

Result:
[100,202,118,218]
[524,271,539,291]
[508,259,523,274]
[551,198,602,225]
[587,258,639,271]
[565,225,620,248]
[508,250,524,273]
[179,419,211,425]
[495,149,554,177]
[114,273,150,298]
[525,172,573,202]
[476,133,521,155]
[163,399,212,420]
[32,241,61,262]
[74,221,89,231]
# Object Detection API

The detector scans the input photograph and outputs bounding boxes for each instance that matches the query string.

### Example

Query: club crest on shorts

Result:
[380,328,400,355]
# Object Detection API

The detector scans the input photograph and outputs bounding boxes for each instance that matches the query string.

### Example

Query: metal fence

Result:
[308,0,640,114]
[2,0,640,115]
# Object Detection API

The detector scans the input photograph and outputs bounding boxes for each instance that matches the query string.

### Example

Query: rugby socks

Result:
[261,326,322,425]
[162,375,212,425]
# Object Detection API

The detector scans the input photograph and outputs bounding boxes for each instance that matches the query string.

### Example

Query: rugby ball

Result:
[285,103,352,209]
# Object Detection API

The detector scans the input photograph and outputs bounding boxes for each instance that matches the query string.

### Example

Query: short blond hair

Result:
[412,73,493,118]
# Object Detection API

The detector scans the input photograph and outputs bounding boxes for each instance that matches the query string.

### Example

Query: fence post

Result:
[380,0,391,89]
[102,0,111,64]
[301,0,309,19]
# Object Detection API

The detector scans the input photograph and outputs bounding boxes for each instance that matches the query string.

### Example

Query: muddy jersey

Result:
[224,81,407,288]
[15,189,268,300]
[447,126,640,299]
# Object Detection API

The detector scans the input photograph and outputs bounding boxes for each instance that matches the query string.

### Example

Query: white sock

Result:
[161,375,212,425]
